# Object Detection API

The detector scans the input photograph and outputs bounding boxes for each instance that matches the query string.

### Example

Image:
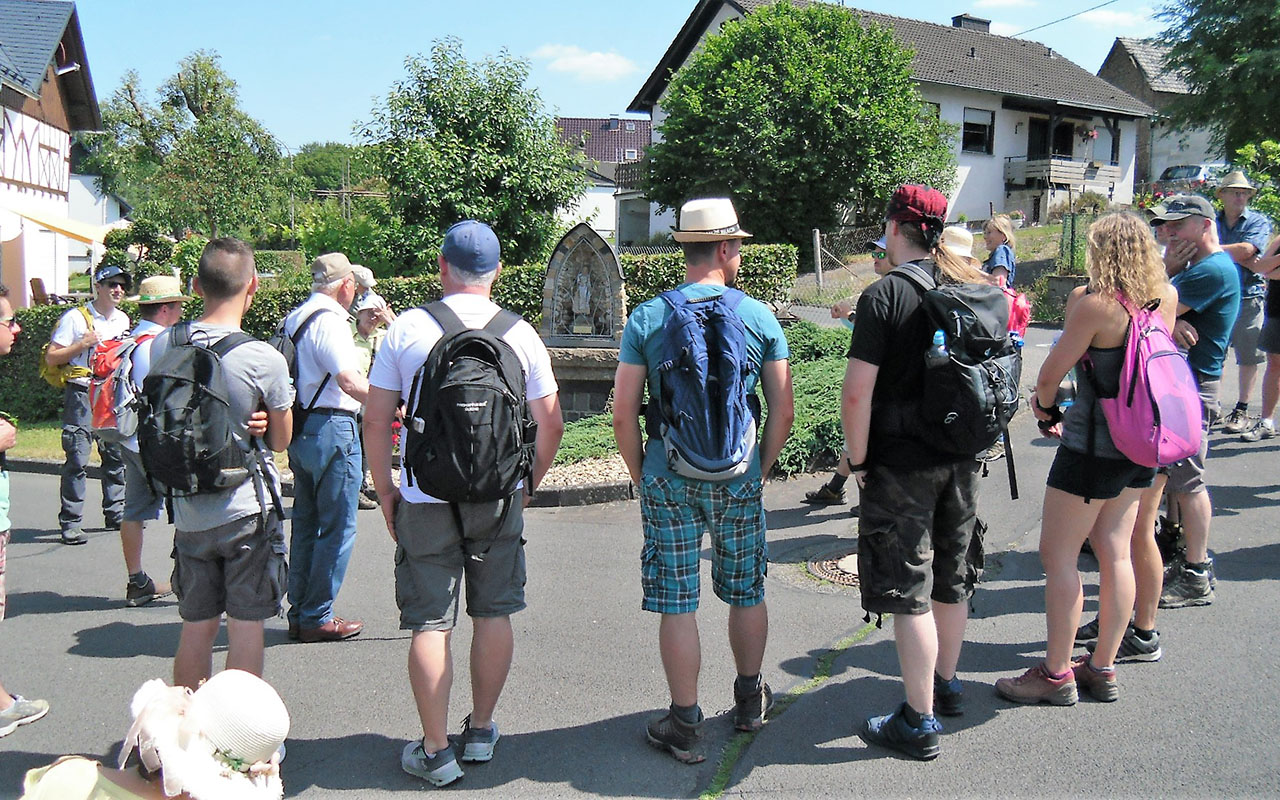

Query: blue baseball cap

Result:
[441,220,500,274]
[93,264,131,287]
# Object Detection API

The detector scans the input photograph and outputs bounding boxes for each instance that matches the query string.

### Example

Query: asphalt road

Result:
[1,323,1277,798]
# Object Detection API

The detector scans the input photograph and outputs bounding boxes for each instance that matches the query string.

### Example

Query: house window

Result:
[625,121,636,131]
[624,149,638,160]
[962,107,995,154]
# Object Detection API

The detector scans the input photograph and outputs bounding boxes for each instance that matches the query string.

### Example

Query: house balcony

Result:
[1004,156,1122,188]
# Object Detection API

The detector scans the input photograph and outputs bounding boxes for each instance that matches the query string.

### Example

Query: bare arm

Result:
[612,363,647,486]
[364,386,401,541]
[335,369,370,404]
[527,393,565,499]
[1034,287,1100,410]
[0,417,15,452]
[756,359,794,479]
[1221,241,1259,266]
[45,329,101,366]
[840,358,878,483]
[264,407,292,452]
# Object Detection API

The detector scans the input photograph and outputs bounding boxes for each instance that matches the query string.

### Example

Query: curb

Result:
[3,458,637,508]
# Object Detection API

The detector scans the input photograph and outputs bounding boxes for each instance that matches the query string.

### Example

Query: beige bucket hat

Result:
[1217,170,1256,194]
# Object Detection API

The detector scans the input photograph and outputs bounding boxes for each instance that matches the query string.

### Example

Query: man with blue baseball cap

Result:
[45,264,132,544]
[365,220,564,786]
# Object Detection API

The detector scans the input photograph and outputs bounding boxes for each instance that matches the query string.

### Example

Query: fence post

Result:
[812,228,823,289]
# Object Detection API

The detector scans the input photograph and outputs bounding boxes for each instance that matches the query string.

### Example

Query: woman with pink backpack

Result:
[995,213,1181,706]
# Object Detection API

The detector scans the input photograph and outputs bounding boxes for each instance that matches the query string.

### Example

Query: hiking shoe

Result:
[1089,625,1162,663]
[1071,655,1118,702]
[450,714,500,762]
[977,439,1006,463]
[1155,517,1185,565]
[1075,616,1100,644]
[60,528,87,546]
[995,663,1078,706]
[934,673,964,717]
[645,707,704,764]
[1160,562,1214,608]
[125,574,172,608]
[104,516,122,531]
[1222,405,1250,433]
[858,702,941,761]
[357,493,379,510]
[803,484,845,505]
[1241,418,1275,442]
[732,680,774,732]
[0,695,50,737]
[401,740,463,786]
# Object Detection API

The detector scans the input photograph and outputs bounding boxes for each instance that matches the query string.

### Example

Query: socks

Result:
[1132,625,1157,640]
[828,473,848,491]
[900,702,933,727]
[1235,401,1248,412]
[1043,663,1072,681]
[128,571,148,586]
[735,673,762,696]
[672,703,702,725]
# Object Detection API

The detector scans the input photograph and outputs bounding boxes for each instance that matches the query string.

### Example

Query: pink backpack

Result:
[1084,297,1202,468]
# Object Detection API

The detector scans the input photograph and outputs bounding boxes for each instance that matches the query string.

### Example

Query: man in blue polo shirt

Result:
[1150,195,1240,609]
[1214,171,1273,434]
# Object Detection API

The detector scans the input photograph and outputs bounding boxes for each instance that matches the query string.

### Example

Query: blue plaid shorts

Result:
[638,475,767,614]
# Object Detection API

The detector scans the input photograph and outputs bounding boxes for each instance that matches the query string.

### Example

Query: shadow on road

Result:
[69,621,184,659]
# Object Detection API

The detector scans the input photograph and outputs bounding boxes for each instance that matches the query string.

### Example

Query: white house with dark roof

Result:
[1097,37,1222,185]
[620,0,1154,239]
[0,0,103,307]
[555,116,652,240]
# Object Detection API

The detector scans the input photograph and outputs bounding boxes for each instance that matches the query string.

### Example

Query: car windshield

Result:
[1159,166,1200,180]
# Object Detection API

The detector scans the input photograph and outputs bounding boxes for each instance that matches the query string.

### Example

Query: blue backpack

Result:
[646,288,759,481]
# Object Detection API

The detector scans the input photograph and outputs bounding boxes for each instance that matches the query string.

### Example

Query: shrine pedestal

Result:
[548,347,619,422]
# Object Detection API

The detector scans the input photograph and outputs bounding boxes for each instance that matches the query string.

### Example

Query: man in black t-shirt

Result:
[842,185,983,762]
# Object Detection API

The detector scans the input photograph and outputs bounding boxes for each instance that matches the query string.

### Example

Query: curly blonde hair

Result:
[984,215,1017,249]
[1086,212,1168,306]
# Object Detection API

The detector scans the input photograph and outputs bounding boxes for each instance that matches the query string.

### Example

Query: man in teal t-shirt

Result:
[613,197,793,764]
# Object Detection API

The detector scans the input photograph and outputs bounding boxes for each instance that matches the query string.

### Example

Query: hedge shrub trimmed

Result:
[619,243,797,307]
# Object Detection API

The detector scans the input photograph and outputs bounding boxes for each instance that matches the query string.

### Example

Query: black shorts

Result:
[1046,446,1155,500]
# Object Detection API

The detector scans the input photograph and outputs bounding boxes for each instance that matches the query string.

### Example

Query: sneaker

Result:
[994,663,1078,706]
[1070,655,1118,702]
[1075,616,1099,644]
[1159,562,1214,608]
[357,493,379,510]
[104,517,122,531]
[1241,418,1276,442]
[977,439,1005,463]
[450,714,500,762]
[933,673,964,717]
[802,483,845,505]
[60,528,87,546]
[1222,405,1250,433]
[125,574,173,608]
[401,740,463,786]
[645,707,704,764]
[1088,625,1162,663]
[0,695,50,737]
[732,680,774,732]
[858,702,941,761]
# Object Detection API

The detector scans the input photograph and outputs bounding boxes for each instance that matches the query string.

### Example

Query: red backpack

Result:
[90,334,156,443]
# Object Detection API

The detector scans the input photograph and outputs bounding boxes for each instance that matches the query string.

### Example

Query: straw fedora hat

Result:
[672,198,753,242]
[128,274,191,305]
[1217,170,1256,194]
[939,226,980,267]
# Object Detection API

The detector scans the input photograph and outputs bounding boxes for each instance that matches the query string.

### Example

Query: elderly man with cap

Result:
[842,185,996,761]
[116,275,190,607]
[1208,171,1274,435]
[45,264,133,545]
[613,197,794,765]
[281,252,369,643]
[351,288,395,510]
[365,220,563,786]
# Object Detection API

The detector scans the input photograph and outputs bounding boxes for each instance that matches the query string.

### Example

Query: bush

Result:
[784,320,849,363]
[619,243,798,307]
[553,412,617,466]
[771,356,845,475]
[0,304,70,422]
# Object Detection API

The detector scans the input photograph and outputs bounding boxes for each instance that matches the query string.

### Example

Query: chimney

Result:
[951,13,991,33]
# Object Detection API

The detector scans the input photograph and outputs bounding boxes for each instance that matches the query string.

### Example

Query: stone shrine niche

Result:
[539,223,626,347]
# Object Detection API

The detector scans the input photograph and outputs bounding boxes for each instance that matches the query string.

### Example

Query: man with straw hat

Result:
[1212,170,1273,434]
[117,275,190,607]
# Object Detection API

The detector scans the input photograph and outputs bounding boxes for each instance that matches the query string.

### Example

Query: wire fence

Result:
[1057,213,1097,275]
[790,225,882,307]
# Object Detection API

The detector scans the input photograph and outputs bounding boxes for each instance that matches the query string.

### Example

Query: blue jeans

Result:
[60,386,125,531]
[287,411,362,629]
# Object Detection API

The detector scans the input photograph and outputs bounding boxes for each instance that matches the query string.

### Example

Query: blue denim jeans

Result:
[60,386,125,531]
[287,410,362,629]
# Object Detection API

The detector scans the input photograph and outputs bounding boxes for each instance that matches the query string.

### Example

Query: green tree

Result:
[359,38,588,271]
[78,51,290,238]
[1230,140,1280,223]
[1157,0,1280,156]
[292,142,376,191]
[642,3,956,249]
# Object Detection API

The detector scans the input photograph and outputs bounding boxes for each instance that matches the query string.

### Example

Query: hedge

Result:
[0,245,799,423]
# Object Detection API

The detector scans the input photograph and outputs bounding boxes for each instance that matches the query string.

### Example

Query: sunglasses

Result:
[872,250,887,260]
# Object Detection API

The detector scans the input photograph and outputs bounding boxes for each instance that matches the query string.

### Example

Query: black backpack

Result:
[138,325,257,497]
[267,308,338,435]
[403,302,537,503]
[889,262,1023,496]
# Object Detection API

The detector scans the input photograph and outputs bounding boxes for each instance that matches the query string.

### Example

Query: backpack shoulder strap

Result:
[482,308,522,338]
[210,332,255,359]
[890,262,937,293]
[79,305,94,331]
[719,288,747,310]
[290,307,335,344]
[422,301,468,338]
[169,321,194,348]
[659,289,690,310]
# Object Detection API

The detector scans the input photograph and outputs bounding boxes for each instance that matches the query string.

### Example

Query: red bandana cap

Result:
[886,184,948,227]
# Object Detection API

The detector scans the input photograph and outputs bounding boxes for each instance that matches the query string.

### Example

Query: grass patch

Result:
[553,412,618,466]
[6,420,70,462]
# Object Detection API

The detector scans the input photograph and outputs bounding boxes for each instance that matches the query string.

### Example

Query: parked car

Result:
[1152,163,1226,197]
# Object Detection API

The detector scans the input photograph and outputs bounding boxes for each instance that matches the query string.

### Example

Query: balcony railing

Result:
[1004,156,1122,187]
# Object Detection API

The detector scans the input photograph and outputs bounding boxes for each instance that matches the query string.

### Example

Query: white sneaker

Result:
[1241,418,1275,442]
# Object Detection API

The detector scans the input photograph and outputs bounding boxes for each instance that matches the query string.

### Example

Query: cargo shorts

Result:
[172,514,287,622]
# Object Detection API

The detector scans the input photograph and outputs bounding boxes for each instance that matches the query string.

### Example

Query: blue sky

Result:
[76,1,1163,150]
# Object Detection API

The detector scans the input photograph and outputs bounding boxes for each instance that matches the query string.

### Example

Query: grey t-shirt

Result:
[148,323,294,532]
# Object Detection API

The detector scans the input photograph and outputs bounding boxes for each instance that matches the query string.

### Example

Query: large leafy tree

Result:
[1157,0,1280,156]
[643,2,956,247]
[359,38,588,272]
[79,51,290,238]
[292,142,376,191]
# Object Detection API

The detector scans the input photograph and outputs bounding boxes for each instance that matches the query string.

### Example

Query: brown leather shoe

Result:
[287,621,300,641]
[299,617,364,643]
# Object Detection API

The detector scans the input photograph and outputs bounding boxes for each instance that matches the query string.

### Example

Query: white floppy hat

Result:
[351,290,388,314]
[939,226,978,263]
[672,197,753,242]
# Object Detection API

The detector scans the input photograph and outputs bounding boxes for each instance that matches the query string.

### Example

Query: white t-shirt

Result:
[369,293,558,504]
[283,293,362,413]
[50,302,131,387]
[121,319,166,453]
